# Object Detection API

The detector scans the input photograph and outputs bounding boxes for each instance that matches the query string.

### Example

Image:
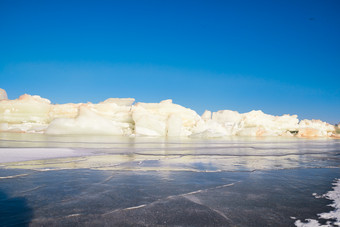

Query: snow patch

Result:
[295,178,340,227]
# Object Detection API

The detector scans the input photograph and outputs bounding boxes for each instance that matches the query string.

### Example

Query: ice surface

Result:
[1,133,339,172]
[0,148,95,163]
[295,178,340,227]
[0,129,339,226]
[0,89,337,137]
[0,158,339,226]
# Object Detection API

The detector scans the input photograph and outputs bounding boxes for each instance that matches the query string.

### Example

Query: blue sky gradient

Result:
[0,0,339,123]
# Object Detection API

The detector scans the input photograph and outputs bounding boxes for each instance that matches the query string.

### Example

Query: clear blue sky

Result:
[0,0,339,123]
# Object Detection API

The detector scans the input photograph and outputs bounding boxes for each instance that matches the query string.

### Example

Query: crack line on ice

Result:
[183,194,232,222]
[102,181,240,216]
[18,185,46,194]
[0,173,30,179]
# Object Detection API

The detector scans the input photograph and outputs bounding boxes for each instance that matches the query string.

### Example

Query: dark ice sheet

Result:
[0,168,339,226]
[0,133,339,226]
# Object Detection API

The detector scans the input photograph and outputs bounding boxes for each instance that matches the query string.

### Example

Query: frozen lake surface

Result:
[0,133,339,226]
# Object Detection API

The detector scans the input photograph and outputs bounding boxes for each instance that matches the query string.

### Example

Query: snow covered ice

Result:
[295,178,340,227]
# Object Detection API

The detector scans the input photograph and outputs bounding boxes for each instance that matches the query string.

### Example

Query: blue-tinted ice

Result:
[0,133,339,226]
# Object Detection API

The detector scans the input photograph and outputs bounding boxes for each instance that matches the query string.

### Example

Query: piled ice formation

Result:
[0,88,7,100]
[0,89,337,138]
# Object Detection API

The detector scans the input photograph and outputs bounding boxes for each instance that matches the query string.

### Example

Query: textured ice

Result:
[295,178,340,227]
[0,89,337,138]
[46,106,127,135]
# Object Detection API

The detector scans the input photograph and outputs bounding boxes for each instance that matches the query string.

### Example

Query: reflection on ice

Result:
[0,132,339,226]
[0,133,339,172]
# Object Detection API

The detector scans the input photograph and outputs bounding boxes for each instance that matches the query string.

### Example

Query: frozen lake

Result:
[0,133,339,226]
